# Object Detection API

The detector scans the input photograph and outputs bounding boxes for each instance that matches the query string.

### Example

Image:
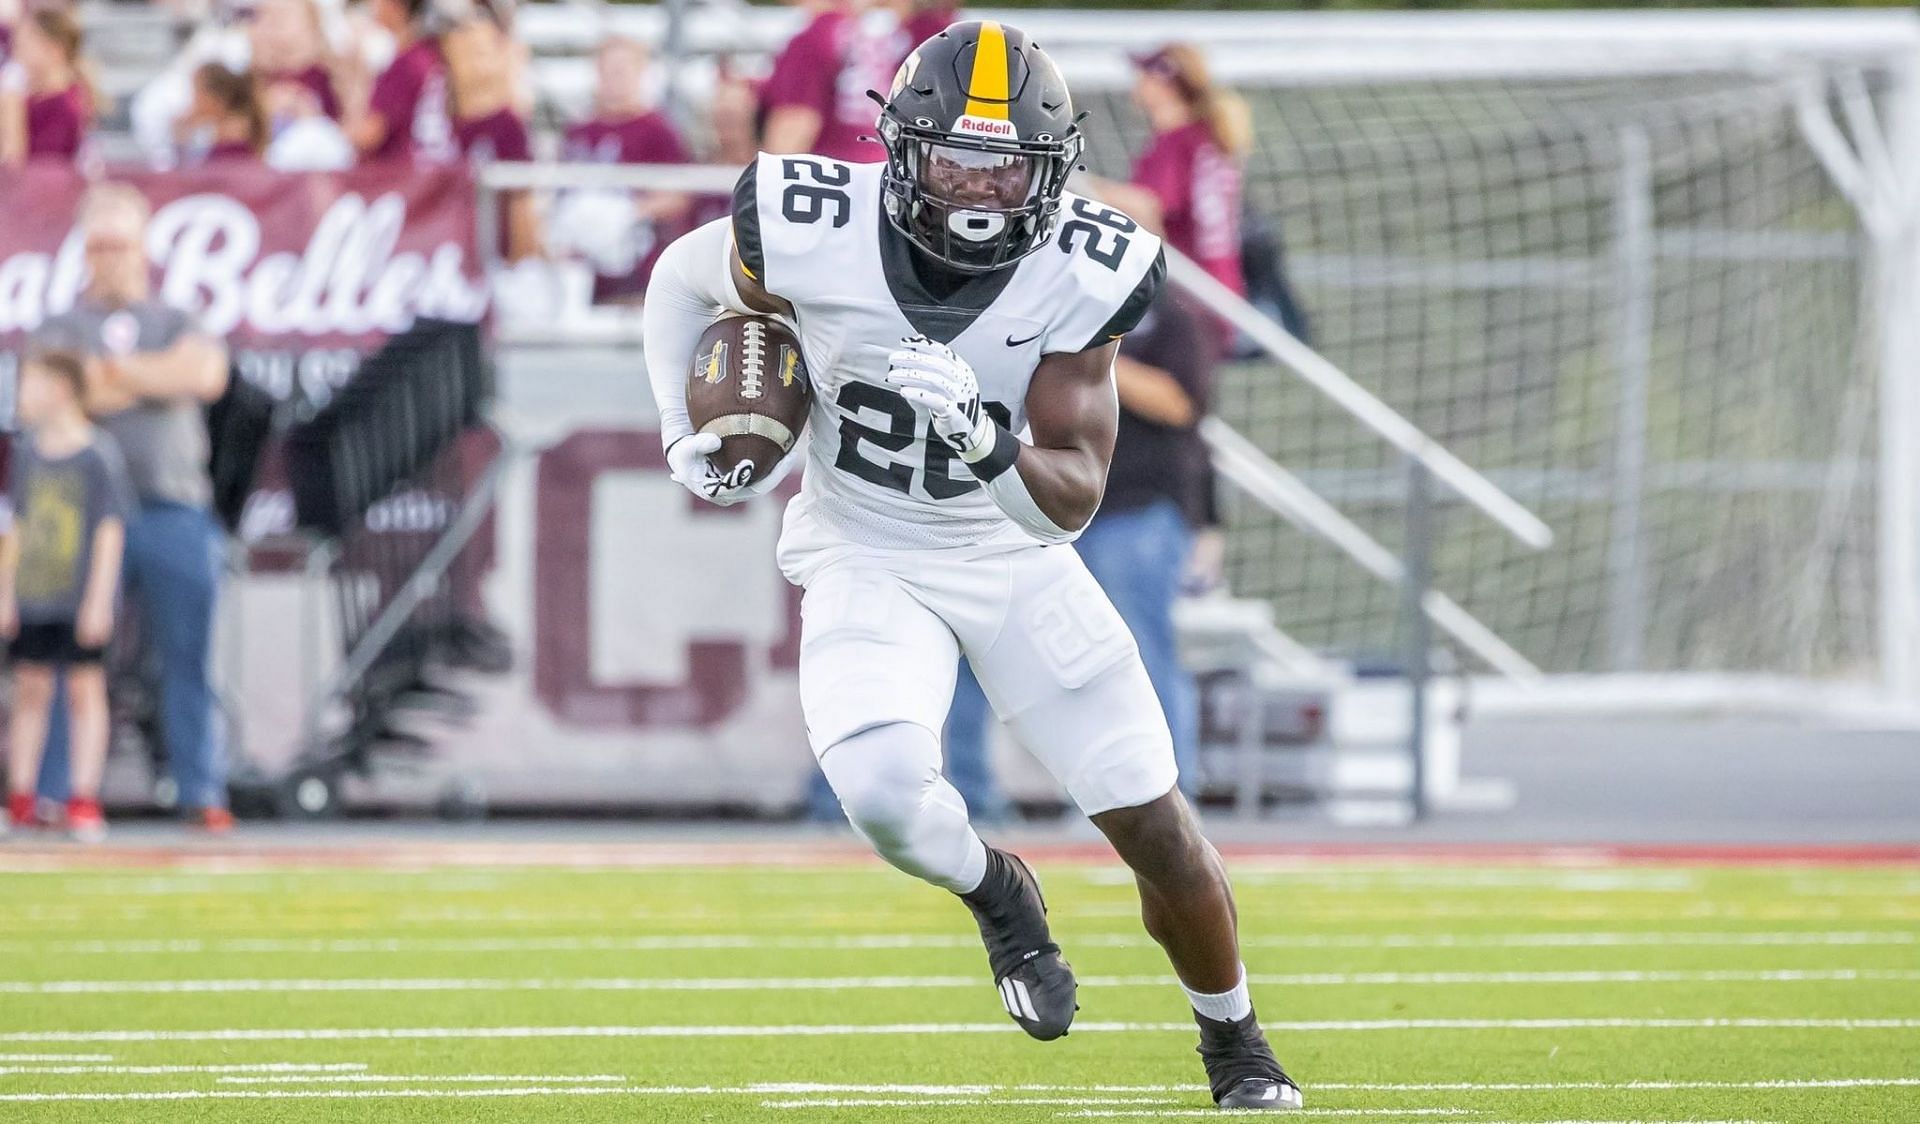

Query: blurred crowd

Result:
[0,0,1292,833]
[0,0,960,262]
[0,0,1287,318]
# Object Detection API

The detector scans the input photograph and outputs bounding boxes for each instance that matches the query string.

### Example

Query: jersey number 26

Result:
[835,382,1013,500]
[781,158,851,228]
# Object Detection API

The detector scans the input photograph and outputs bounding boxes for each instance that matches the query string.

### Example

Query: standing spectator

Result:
[1098,45,1250,303]
[180,63,268,164]
[250,0,342,121]
[247,0,356,169]
[443,15,537,260]
[0,0,16,69]
[35,185,233,832]
[444,19,527,163]
[555,36,692,302]
[0,351,132,841]
[707,65,761,169]
[0,8,95,166]
[761,0,953,162]
[684,65,761,231]
[900,0,957,49]
[348,0,452,164]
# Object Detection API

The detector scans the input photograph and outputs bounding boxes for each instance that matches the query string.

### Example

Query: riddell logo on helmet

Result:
[953,115,1019,140]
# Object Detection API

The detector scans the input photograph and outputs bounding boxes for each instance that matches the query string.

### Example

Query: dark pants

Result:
[1075,498,1198,793]
[39,502,226,809]
[939,660,1013,822]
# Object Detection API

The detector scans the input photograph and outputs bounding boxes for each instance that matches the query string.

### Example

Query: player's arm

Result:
[74,515,123,648]
[0,505,17,639]
[641,161,798,504]
[1004,342,1121,534]
[886,338,1118,545]
[641,220,790,443]
[887,247,1166,544]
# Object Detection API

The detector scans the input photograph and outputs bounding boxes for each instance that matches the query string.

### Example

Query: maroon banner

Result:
[0,163,486,398]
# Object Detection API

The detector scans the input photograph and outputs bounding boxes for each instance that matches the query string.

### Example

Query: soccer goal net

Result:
[1065,14,1920,702]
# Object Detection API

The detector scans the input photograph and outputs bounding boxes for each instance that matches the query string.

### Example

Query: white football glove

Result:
[883,336,999,463]
[665,432,795,506]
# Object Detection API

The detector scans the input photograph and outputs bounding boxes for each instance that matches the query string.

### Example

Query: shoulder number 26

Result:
[1058,198,1136,271]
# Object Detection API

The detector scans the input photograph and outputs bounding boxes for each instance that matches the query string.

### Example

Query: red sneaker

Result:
[66,798,106,843]
[3,792,36,834]
[193,807,235,834]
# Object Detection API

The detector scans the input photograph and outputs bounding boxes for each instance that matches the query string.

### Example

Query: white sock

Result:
[1183,966,1253,1022]
[952,834,989,895]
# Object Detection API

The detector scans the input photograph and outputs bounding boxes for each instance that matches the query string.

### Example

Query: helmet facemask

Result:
[879,111,1082,274]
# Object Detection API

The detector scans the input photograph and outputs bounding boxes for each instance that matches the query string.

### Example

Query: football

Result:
[685,314,812,486]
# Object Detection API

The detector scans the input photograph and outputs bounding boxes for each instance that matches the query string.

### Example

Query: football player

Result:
[642,20,1303,1111]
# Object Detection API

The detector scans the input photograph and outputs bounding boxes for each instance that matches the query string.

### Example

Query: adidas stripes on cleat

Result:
[961,847,1078,1041]
[1197,1008,1304,1110]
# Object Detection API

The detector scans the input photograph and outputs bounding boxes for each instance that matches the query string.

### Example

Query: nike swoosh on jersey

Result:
[1006,330,1044,346]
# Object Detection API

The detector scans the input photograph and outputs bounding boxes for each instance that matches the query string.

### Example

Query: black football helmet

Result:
[875,20,1084,273]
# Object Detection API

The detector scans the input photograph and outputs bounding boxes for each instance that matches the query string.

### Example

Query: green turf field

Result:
[0,848,1916,1122]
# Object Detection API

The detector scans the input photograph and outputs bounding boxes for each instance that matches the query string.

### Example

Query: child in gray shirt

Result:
[1,350,134,841]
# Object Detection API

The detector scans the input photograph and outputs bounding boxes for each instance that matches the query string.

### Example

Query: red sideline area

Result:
[0,840,1916,871]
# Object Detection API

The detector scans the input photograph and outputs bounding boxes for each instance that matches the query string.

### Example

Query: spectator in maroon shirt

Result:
[685,65,761,231]
[348,0,452,163]
[181,64,268,164]
[761,0,953,163]
[556,36,692,301]
[250,0,342,122]
[900,1,958,50]
[1097,44,1250,301]
[444,16,537,260]
[0,9,94,166]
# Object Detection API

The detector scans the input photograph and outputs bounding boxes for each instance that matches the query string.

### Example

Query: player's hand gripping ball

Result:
[666,432,761,504]
[679,314,812,504]
[885,336,996,461]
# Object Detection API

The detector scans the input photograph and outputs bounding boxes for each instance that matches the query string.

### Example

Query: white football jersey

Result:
[733,153,1165,558]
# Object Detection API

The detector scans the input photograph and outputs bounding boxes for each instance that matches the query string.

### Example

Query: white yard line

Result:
[760,1098,1193,1108]
[7,929,1913,955]
[8,968,1920,995]
[1081,868,1703,892]
[0,1053,113,1062]
[1241,931,1919,950]
[0,1063,366,1077]
[1060,1116,1774,1123]
[750,1083,996,1095]
[0,1087,638,1103]
[763,1079,1920,1095]
[769,1104,1470,1114]
[216,1074,626,1085]
[1312,1079,1920,1092]
[1052,1111,1480,1119]
[4,1018,1920,1044]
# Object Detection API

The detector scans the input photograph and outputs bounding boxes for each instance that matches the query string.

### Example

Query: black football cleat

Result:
[1196,1009,1304,1110]
[961,847,1077,1040]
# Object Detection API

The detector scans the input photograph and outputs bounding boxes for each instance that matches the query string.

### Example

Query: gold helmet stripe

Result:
[963,21,1011,120]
